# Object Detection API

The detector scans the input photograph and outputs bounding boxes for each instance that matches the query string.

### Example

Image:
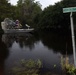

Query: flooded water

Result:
[0,31,74,75]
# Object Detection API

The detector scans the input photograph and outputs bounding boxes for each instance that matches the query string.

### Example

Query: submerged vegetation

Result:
[10,59,42,75]
[9,59,63,75]
[9,58,76,75]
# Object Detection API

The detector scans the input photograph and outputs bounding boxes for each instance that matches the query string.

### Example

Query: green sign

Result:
[63,7,76,13]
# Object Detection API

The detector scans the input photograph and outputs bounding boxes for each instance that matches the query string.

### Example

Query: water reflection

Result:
[0,33,9,75]
[39,31,72,55]
[2,32,73,55]
[2,33,39,50]
[1,31,74,74]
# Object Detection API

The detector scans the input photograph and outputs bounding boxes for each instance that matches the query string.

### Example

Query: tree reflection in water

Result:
[2,33,40,50]
[0,33,9,75]
[38,31,73,55]
[1,31,74,75]
[2,31,73,55]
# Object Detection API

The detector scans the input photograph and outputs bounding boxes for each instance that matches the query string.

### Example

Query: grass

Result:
[61,55,76,75]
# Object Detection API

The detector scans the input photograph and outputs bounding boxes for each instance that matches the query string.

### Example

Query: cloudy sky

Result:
[10,0,61,9]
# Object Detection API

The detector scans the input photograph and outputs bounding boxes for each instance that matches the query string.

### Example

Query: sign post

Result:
[63,7,76,67]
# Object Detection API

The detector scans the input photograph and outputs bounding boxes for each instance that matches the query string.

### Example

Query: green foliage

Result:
[61,56,76,75]
[10,59,60,75]
[10,59,42,75]
[38,0,76,30]
[1,0,76,30]
[17,0,42,27]
[20,59,42,68]
[0,0,42,29]
[67,65,76,75]
[0,0,12,22]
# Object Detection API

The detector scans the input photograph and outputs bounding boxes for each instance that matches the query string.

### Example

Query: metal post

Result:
[70,12,76,67]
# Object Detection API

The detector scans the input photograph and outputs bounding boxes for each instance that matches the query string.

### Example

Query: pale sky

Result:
[10,0,61,9]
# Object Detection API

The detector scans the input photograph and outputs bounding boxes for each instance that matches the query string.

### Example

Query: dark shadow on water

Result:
[0,33,9,75]
[38,30,73,55]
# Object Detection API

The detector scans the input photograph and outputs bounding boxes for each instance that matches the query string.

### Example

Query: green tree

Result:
[38,0,76,30]
[0,0,12,21]
[17,0,42,27]
[0,0,12,29]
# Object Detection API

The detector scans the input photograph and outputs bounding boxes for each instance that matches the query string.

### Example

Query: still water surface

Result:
[0,31,74,75]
